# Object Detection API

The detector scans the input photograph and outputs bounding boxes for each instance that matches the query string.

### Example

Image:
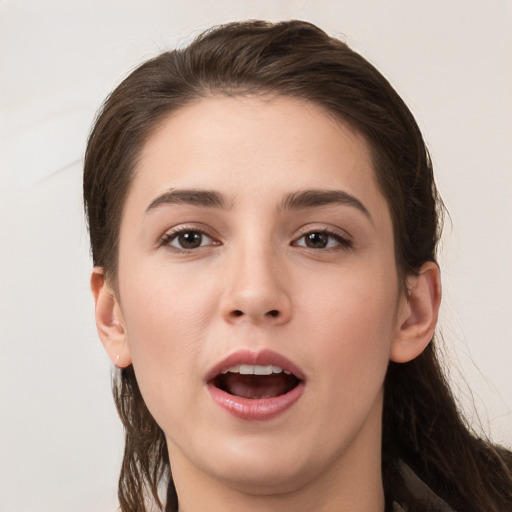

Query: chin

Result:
[216,460,312,495]
[195,434,322,495]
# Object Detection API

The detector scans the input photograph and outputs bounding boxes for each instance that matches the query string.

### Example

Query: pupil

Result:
[178,232,202,248]
[306,232,328,248]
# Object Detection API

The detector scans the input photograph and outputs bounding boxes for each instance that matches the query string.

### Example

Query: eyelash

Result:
[292,229,353,251]
[159,227,353,252]
[159,227,219,252]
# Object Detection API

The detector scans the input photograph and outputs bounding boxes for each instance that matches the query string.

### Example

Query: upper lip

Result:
[206,348,306,383]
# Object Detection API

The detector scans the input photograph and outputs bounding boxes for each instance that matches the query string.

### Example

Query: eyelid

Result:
[292,225,353,249]
[156,223,352,252]
[158,224,221,251]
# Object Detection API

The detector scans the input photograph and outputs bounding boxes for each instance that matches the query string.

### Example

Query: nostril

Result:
[228,309,281,320]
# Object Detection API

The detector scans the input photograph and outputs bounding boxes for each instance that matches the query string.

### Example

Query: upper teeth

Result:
[221,364,291,375]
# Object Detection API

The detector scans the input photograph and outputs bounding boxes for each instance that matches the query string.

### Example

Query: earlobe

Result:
[390,261,442,363]
[91,267,132,368]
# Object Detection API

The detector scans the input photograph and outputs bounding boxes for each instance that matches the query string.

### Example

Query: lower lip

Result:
[207,382,305,421]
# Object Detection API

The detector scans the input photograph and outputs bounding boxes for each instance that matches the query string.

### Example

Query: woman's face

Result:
[113,96,410,494]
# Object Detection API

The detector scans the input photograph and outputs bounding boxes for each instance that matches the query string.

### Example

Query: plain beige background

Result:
[1,1,511,510]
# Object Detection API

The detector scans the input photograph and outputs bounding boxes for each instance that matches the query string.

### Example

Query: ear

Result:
[390,261,442,363]
[90,267,132,368]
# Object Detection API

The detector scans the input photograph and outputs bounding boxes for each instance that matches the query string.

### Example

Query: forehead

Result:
[127,95,387,218]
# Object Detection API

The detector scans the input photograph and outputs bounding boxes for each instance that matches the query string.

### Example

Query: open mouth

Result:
[212,364,301,399]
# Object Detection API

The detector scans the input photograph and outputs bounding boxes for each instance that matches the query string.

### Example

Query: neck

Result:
[168,394,386,512]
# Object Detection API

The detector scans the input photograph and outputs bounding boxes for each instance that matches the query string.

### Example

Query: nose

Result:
[220,244,292,326]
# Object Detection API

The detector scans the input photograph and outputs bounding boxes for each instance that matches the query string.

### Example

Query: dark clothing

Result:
[392,461,455,511]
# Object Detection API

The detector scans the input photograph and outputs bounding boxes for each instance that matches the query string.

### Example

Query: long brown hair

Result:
[84,20,512,511]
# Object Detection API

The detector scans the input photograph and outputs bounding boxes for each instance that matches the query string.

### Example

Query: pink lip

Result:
[206,348,306,421]
[206,348,306,382]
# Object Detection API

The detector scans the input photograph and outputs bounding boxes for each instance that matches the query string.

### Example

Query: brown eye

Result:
[305,232,328,248]
[165,230,214,250]
[177,231,203,249]
[294,230,351,250]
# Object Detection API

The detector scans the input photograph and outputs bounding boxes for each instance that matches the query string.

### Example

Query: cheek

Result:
[122,259,220,339]
[298,263,399,393]
[298,257,399,338]
[304,299,394,454]
[118,262,222,409]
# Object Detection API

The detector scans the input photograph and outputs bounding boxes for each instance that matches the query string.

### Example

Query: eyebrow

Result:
[145,187,372,222]
[145,189,230,213]
[280,189,372,221]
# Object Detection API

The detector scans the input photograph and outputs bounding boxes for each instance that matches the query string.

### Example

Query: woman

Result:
[83,20,512,512]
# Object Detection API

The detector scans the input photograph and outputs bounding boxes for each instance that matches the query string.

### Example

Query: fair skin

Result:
[92,96,441,512]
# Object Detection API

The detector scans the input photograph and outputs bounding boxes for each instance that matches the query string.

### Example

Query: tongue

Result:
[222,374,292,399]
